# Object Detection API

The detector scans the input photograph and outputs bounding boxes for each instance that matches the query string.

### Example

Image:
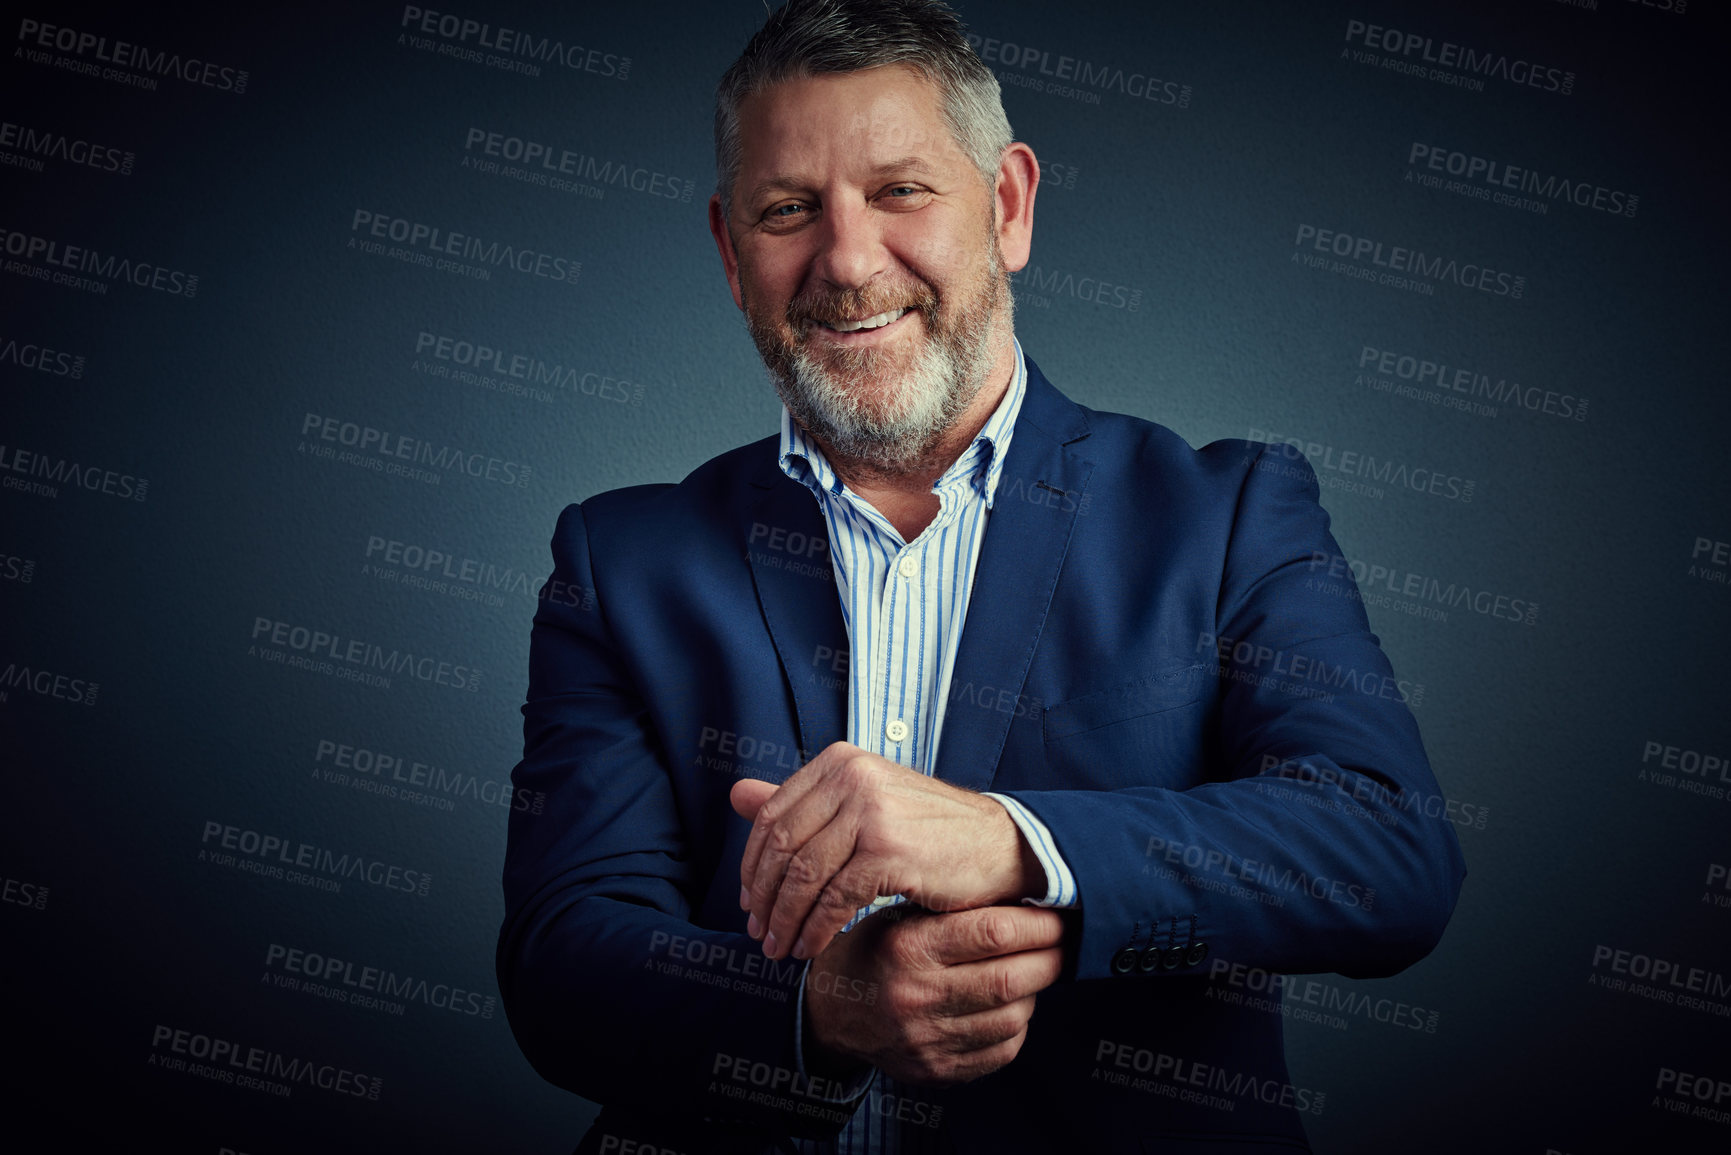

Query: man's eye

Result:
[878,185,928,206]
[768,203,806,219]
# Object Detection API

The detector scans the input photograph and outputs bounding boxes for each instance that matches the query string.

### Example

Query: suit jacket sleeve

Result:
[496,501,863,1138]
[995,443,1467,983]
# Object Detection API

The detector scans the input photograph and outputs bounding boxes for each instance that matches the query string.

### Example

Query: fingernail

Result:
[792,936,808,959]
[764,931,778,957]
[740,886,751,909]
[747,913,762,939]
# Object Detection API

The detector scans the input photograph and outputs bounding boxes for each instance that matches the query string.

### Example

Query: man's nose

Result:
[809,198,889,291]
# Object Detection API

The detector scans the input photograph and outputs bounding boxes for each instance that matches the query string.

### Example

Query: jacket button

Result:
[1112,948,1139,975]
[1161,946,1185,970]
[1137,947,1163,974]
[1185,941,1210,968]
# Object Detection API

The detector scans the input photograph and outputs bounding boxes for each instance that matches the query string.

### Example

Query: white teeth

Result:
[823,308,907,333]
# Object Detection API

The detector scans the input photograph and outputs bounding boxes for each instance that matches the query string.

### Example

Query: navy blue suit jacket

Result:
[499,358,1466,1154]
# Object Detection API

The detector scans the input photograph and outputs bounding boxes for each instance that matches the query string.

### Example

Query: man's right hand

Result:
[803,905,1067,1087]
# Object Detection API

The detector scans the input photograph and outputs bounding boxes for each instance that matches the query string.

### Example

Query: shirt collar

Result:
[778,339,1028,510]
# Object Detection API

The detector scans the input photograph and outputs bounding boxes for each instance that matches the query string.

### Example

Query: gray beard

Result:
[748,254,1010,477]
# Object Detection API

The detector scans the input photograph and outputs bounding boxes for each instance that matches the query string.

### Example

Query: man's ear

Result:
[708,194,746,311]
[993,142,1039,274]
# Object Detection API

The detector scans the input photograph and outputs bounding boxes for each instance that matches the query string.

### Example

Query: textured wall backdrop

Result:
[2,1,1726,1152]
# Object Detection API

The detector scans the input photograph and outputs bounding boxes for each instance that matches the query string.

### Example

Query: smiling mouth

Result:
[815,307,911,333]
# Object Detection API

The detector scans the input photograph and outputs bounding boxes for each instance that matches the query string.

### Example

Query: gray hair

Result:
[714,0,1013,220]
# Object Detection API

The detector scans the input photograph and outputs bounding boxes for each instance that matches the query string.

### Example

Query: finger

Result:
[918,906,1067,966]
[747,792,854,953]
[892,1003,1034,1086]
[745,743,885,940]
[946,995,1039,1050]
[941,1020,1032,1085]
[779,852,897,962]
[939,1029,1030,1085]
[729,778,777,823]
[934,948,1064,1016]
[759,820,884,960]
[737,742,853,915]
[891,1034,1025,1087]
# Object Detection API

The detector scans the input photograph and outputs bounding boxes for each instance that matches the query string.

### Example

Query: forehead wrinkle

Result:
[867,156,938,179]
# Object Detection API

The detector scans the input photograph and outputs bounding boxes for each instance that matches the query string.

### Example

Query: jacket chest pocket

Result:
[1039,665,1210,790]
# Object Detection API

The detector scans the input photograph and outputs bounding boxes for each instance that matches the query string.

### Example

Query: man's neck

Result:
[813,338,1017,543]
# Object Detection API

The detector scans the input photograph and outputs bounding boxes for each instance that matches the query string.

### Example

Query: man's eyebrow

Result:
[743,157,939,207]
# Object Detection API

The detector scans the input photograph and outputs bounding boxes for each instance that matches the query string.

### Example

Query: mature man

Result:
[498,2,1465,1153]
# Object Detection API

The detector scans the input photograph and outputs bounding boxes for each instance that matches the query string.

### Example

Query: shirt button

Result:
[897,554,919,579]
[885,718,909,743]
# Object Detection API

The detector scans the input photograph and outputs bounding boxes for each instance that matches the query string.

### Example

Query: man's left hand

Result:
[730,741,1041,961]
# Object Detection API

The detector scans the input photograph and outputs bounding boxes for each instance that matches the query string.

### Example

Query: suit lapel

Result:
[745,464,849,772]
[935,361,1093,792]
[743,360,1093,790]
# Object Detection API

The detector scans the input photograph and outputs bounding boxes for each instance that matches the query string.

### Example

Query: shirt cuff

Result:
[792,960,878,1103]
[984,792,1079,907]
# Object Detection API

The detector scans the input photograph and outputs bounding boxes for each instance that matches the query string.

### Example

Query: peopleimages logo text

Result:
[0,120,133,174]
[265,943,495,1017]
[350,211,579,284]
[16,19,250,93]
[201,820,433,897]
[1358,345,1585,421]
[300,413,532,488]
[399,6,629,79]
[0,444,146,500]
[0,228,197,296]
[414,332,637,402]
[1343,19,1574,95]
[0,335,86,378]
[964,32,1187,106]
[1294,225,1523,298]
[251,616,482,691]
[1408,143,1636,217]
[150,1025,380,1099]
[463,129,691,200]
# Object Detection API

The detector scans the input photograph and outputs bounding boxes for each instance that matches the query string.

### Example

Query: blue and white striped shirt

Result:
[782,341,1076,1154]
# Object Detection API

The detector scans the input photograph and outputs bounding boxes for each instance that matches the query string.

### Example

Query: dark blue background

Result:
[3,1,1726,1151]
